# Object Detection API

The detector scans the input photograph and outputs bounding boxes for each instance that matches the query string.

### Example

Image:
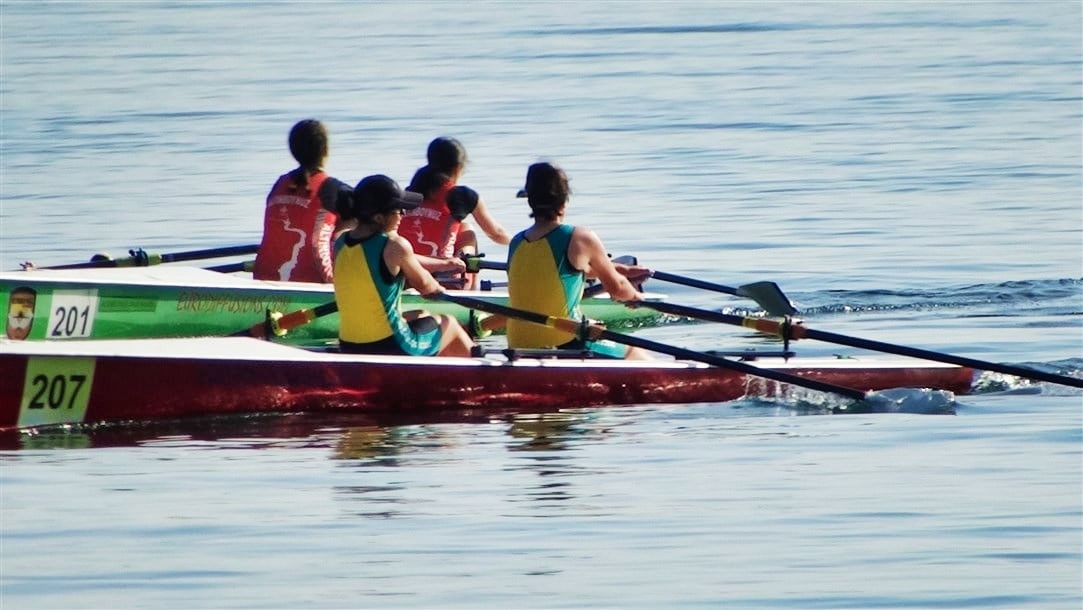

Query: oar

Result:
[229,276,512,339]
[466,257,796,316]
[649,271,798,316]
[35,244,260,270]
[232,301,339,339]
[635,300,1083,389]
[435,292,873,401]
[205,260,254,273]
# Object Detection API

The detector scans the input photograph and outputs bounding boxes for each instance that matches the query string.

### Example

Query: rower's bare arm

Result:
[472,199,511,245]
[387,235,444,295]
[416,252,467,274]
[613,261,652,284]
[573,228,642,302]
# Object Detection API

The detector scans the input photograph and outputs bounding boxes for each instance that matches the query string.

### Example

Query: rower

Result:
[402,137,511,290]
[332,174,474,358]
[505,162,653,360]
[253,119,352,284]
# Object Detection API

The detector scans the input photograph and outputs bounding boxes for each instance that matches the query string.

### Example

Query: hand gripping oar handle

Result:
[436,293,869,400]
[40,244,260,270]
[637,300,1083,389]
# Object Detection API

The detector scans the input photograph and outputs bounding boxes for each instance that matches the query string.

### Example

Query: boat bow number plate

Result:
[19,357,95,428]
[47,289,100,339]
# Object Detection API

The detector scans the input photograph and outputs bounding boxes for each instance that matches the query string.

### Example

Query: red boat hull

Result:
[0,338,975,430]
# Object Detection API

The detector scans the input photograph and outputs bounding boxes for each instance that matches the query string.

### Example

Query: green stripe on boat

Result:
[1,267,664,343]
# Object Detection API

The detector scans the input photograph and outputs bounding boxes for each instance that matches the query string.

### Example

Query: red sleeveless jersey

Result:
[400,179,462,259]
[252,170,336,283]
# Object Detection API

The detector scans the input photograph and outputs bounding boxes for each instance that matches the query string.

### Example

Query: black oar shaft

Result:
[800,326,1083,389]
[205,260,254,273]
[650,270,738,297]
[640,301,1083,389]
[476,257,795,316]
[43,244,260,270]
[160,244,259,263]
[596,327,867,399]
[440,293,868,400]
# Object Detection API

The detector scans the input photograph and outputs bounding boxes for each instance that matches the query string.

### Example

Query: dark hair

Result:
[406,166,441,200]
[287,119,329,190]
[407,137,467,199]
[427,137,467,172]
[523,162,570,220]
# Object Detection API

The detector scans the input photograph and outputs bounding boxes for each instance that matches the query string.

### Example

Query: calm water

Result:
[2,2,1081,608]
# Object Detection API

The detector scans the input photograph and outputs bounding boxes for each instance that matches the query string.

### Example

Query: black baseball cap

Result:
[353,174,423,214]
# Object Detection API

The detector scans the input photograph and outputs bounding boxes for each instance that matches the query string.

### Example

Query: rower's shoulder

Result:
[385,231,415,254]
[570,225,604,248]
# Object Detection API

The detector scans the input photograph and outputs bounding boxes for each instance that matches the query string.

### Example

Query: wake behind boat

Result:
[0,266,664,342]
[0,336,975,431]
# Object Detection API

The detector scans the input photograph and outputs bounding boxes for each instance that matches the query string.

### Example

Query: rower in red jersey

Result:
[253,119,352,283]
[403,137,510,289]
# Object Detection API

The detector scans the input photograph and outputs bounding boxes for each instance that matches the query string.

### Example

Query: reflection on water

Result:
[0,409,590,452]
[331,425,418,463]
[1,412,344,452]
[501,411,615,511]
[504,411,601,453]
[330,425,468,520]
[326,411,623,519]
[0,394,884,453]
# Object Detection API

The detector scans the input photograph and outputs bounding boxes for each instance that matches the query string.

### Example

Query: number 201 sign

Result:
[47,290,100,339]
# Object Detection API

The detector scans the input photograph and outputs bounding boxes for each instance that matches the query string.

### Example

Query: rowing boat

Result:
[0,266,664,342]
[0,336,974,430]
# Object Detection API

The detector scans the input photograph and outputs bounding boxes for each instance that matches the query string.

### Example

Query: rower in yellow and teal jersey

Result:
[506,162,653,359]
[332,174,474,357]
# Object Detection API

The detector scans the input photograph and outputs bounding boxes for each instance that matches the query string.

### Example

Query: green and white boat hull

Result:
[1,267,664,342]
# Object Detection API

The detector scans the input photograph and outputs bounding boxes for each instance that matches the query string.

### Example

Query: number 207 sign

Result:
[19,357,96,428]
